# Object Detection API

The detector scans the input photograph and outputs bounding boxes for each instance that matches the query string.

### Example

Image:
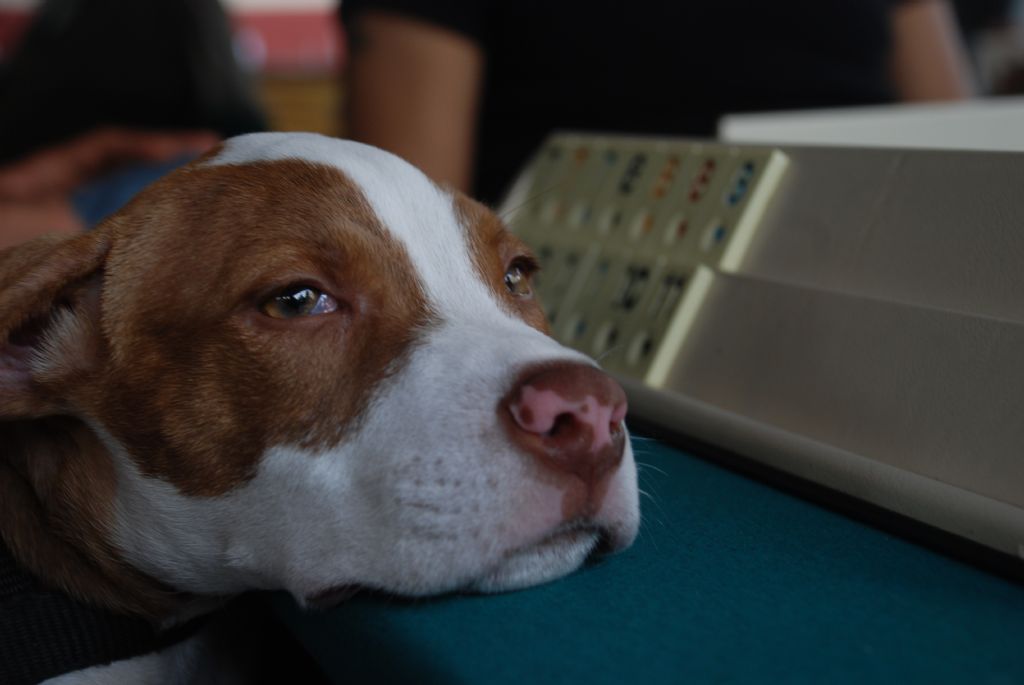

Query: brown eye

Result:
[261,286,338,319]
[504,258,537,297]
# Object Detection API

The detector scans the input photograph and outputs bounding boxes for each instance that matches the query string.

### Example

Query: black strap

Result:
[0,539,200,684]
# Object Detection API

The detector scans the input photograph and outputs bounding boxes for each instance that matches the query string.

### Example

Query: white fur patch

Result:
[210,133,499,323]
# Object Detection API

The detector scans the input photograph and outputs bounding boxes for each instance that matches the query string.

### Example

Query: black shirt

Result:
[343,0,903,204]
[0,0,266,165]
[0,538,197,685]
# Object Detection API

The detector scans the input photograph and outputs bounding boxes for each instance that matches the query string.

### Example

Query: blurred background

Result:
[0,0,1023,249]
[0,0,345,138]
[0,0,1021,141]
[1,3,1022,679]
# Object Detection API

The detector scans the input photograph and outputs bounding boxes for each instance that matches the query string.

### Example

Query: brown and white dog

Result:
[0,133,639,682]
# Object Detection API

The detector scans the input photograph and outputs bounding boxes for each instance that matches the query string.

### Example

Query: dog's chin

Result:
[469,526,601,594]
[301,526,607,608]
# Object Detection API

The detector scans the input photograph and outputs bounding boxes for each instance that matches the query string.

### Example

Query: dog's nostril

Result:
[547,413,575,438]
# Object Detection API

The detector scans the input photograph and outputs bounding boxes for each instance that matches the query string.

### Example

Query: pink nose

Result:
[502,362,628,486]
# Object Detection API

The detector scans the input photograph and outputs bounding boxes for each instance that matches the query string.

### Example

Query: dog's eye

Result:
[261,286,338,319]
[504,258,537,297]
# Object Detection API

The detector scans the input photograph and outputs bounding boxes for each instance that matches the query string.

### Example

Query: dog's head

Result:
[0,133,639,612]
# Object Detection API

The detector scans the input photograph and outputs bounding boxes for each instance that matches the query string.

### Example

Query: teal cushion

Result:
[271,438,1024,683]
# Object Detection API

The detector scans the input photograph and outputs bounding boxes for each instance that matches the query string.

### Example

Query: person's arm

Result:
[890,0,975,101]
[0,128,217,250]
[345,11,484,192]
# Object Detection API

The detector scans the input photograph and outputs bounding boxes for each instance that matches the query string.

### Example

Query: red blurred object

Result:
[0,10,31,59]
[0,7,345,74]
[232,10,346,73]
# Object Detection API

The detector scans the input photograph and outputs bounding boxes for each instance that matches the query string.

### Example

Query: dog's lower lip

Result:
[306,584,360,609]
[469,524,604,593]
[497,523,605,568]
[525,526,598,555]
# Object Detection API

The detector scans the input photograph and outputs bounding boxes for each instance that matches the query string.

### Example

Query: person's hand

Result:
[0,127,219,250]
[0,127,219,200]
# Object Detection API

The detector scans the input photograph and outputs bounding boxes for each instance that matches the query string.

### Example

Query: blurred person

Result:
[0,128,219,250]
[0,0,265,249]
[949,0,1024,95]
[951,0,1017,44]
[342,0,975,204]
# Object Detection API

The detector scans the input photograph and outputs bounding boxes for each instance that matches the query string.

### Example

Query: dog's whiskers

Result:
[636,461,668,477]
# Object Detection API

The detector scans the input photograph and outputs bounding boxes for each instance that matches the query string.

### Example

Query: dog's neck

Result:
[0,417,193,623]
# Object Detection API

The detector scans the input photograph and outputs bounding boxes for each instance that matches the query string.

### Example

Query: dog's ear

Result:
[0,231,110,418]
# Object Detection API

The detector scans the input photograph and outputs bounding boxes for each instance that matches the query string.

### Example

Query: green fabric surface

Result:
[271,438,1024,684]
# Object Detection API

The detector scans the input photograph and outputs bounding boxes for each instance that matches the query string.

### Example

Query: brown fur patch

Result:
[0,156,433,618]
[88,159,433,496]
[0,229,187,619]
[0,231,110,417]
[452,194,549,334]
[0,231,109,338]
